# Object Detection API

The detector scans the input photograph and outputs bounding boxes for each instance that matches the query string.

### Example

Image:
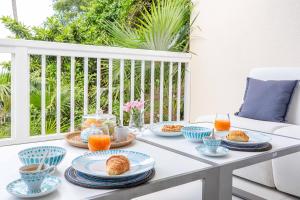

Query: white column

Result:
[83,57,89,115]
[41,55,46,135]
[150,61,155,124]
[159,61,164,122]
[119,59,124,126]
[11,47,30,140]
[177,63,182,121]
[56,56,61,134]
[184,62,191,122]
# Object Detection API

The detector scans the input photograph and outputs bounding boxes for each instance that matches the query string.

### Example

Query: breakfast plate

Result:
[149,121,187,137]
[72,150,155,179]
[219,130,272,146]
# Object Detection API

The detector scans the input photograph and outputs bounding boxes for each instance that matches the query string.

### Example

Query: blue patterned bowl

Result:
[18,146,66,167]
[203,136,222,152]
[181,126,212,142]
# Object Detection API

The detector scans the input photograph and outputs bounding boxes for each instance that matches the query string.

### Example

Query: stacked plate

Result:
[149,121,187,137]
[65,150,155,189]
[220,131,272,152]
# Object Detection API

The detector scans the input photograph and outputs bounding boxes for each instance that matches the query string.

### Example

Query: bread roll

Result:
[226,130,249,142]
[161,125,184,132]
[106,155,130,175]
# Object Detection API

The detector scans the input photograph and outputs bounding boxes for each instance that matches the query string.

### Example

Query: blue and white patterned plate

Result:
[221,142,272,152]
[196,144,229,157]
[149,121,187,137]
[6,176,61,198]
[72,150,155,179]
[65,166,155,189]
[219,130,272,146]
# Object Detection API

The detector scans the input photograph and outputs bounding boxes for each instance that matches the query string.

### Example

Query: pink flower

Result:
[136,101,144,110]
[124,100,144,112]
[123,102,132,112]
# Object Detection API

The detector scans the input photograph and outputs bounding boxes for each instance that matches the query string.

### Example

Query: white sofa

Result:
[196,68,300,197]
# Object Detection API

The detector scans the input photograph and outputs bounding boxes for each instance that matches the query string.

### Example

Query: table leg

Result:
[202,167,233,200]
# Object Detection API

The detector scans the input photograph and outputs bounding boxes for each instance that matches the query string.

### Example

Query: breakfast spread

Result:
[106,155,130,175]
[161,125,184,132]
[226,130,249,142]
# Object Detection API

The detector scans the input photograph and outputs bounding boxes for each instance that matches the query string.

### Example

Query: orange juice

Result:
[214,119,231,131]
[88,135,111,152]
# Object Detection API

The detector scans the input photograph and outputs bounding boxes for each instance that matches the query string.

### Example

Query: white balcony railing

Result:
[0,39,191,146]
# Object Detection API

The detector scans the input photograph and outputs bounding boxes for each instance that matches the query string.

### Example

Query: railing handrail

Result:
[0,38,191,62]
[0,38,191,146]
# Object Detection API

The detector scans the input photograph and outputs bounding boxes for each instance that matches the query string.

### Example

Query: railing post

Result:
[184,62,191,122]
[11,47,30,141]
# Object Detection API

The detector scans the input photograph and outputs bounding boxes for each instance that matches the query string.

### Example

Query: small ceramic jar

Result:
[115,126,129,142]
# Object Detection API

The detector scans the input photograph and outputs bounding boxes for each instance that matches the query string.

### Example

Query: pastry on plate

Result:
[226,130,249,142]
[82,118,103,129]
[106,155,130,175]
[161,125,184,132]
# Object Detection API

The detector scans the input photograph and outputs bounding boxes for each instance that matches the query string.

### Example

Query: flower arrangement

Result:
[123,100,144,112]
[124,100,145,131]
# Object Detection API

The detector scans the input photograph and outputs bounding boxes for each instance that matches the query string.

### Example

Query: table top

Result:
[140,123,300,167]
[0,139,211,199]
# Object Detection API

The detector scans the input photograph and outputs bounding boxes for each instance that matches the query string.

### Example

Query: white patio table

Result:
[0,139,217,200]
[138,122,300,200]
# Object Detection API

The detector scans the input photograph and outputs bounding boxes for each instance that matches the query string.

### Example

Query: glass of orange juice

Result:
[88,125,111,152]
[214,114,231,131]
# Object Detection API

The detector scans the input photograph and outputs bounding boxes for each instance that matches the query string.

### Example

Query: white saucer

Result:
[195,144,229,157]
[7,176,61,198]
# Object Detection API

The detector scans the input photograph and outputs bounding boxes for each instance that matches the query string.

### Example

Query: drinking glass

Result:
[88,125,111,152]
[214,114,231,131]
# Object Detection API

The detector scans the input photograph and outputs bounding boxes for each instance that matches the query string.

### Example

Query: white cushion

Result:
[195,114,290,133]
[233,161,275,187]
[272,153,300,197]
[249,68,300,125]
[271,126,300,197]
[272,125,300,139]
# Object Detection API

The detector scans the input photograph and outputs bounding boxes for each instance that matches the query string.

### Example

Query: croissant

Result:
[226,130,249,142]
[106,155,130,175]
[161,125,184,132]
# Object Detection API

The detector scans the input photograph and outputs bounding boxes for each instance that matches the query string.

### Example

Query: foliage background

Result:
[0,0,192,137]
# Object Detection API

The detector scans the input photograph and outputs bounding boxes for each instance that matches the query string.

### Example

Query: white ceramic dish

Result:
[150,121,187,137]
[195,144,229,157]
[220,130,272,146]
[72,149,155,179]
[7,176,60,198]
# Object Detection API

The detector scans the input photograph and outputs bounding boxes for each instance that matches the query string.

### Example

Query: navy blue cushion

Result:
[236,78,297,122]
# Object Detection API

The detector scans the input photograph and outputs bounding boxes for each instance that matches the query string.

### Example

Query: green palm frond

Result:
[106,0,193,52]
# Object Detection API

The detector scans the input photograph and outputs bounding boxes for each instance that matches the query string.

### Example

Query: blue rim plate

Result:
[221,142,272,152]
[149,121,187,137]
[65,166,155,189]
[72,149,155,179]
[196,144,229,157]
[6,176,61,198]
[218,130,272,146]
